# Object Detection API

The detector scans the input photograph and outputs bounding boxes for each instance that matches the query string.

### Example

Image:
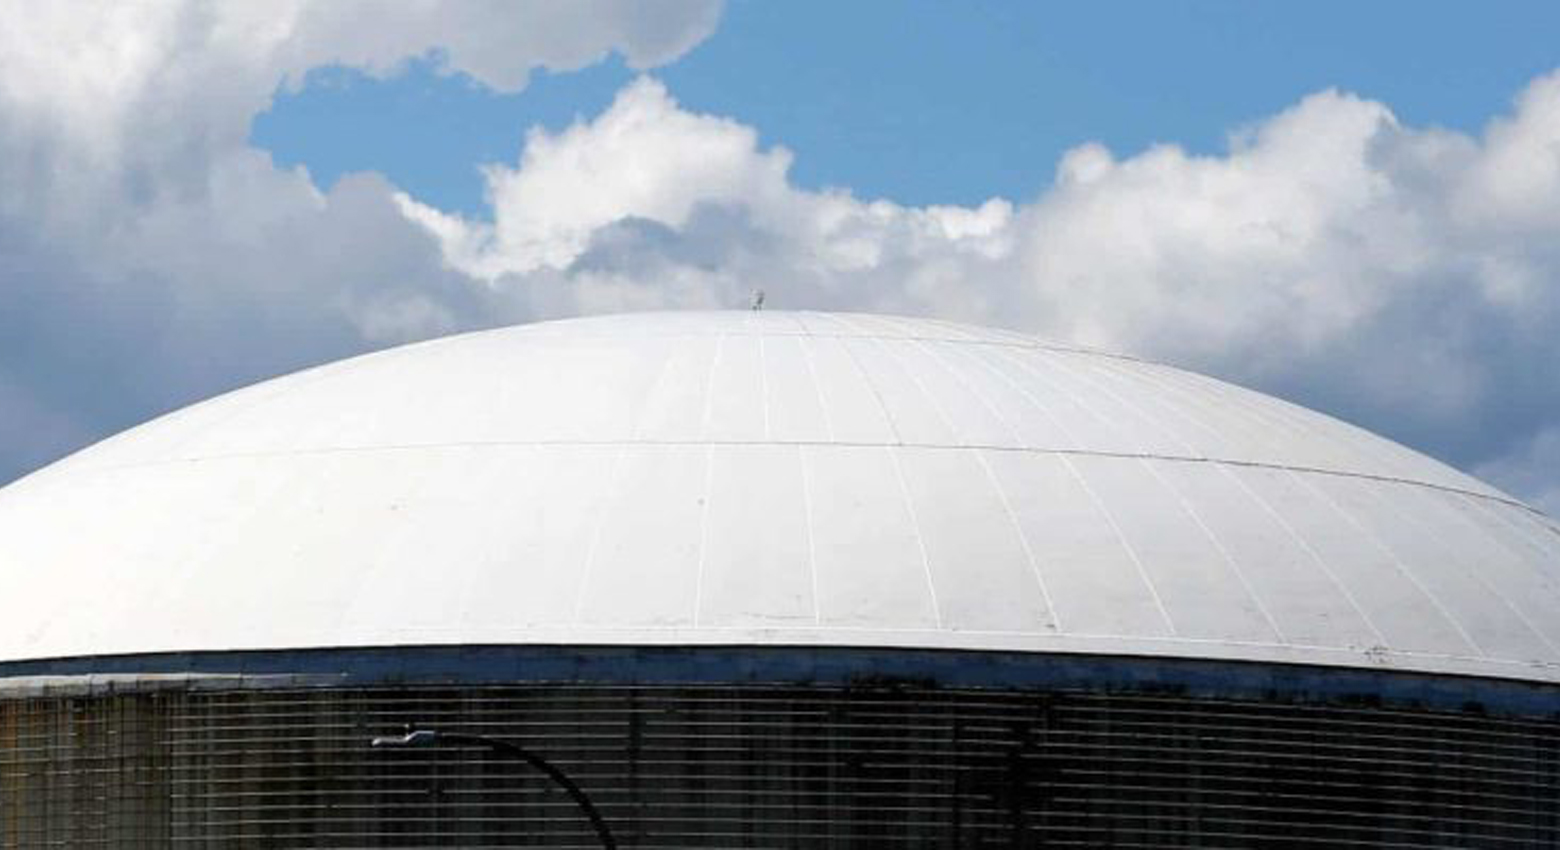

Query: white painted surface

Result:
[2,310,1558,683]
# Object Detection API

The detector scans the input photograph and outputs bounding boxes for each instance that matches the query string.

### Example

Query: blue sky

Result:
[1,1,1559,515]
[254,1,1560,214]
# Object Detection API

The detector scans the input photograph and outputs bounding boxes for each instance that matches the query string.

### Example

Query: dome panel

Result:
[1,310,1555,683]
[699,444,815,627]
[983,449,1172,637]
[896,447,1052,632]
[804,444,940,630]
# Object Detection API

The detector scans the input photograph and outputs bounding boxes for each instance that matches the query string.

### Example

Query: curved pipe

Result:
[372,728,616,849]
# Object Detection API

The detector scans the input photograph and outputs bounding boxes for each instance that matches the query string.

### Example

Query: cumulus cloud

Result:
[400,75,1560,510]
[1020,78,1560,480]
[0,2,1557,517]
[398,78,1018,321]
[0,0,720,481]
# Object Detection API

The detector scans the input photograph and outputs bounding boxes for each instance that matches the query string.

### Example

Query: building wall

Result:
[3,670,1558,847]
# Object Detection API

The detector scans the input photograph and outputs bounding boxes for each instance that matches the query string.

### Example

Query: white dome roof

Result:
[2,311,1558,682]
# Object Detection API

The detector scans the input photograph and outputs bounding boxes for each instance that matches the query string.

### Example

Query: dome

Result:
[2,310,1557,683]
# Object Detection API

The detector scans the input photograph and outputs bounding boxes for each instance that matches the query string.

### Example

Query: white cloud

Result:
[399,78,799,276]
[401,78,1017,321]
[402,75,1560,511]
[0,0,720,222]
[0,1,1556,517]
[0,0,721,480]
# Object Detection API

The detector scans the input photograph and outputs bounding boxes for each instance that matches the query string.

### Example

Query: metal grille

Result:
[3,682,1558,847]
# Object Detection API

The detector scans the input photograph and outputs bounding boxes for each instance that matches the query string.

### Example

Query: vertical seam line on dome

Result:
[797,444,822,627]
[1137,361,1349,467]
[757,332,772,442]
[993,346,1136,447]
[628,341,680,441]
[979,345,1181,636]
[847,311,908,340]
[1169,362,1440,494]
[1458,495,1560,656]
[949,342,1079,451]
[1119,356,1455,501]
[1509,496,1560,550]
[691,334,727,628]
[795,332,831,628]
[1238,383,1385,473]
[887,444,943,630]
[1140,460,1287,644]
[1102,358,1292,504]
[909,337,1061,632]
[571,444,629,626]
[972,447,1059,629]
[827,327,944,625]
[1058,453,1179,638]
[700,333,726,443]
[799,334,836,443]
[161,340,422,463]
[974,449,1061,631]
[863,334,958,441]
[1049,353,1285,644]
[907,314,984,343]
[1077,356,1218,459]
[824,325,940,628]
[830,320,904,446]
[1109,354,1510,510]
[1154,365,1324,466]
[693,443,715,628]
[1458,491,1560,571]
[1375,486,1560,660]
[952,341,1174,635]
[855,331,951,629]
[1453,496,1560,654]
[1291,470,1487,659]
[818,311,871,339]
[1216,464,1389,649]
[583,334,680,627]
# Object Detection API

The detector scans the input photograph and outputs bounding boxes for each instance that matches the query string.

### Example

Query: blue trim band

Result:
[3,644,1557,718]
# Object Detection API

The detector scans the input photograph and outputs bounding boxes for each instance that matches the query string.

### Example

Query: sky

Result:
[2,0,1559,515]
